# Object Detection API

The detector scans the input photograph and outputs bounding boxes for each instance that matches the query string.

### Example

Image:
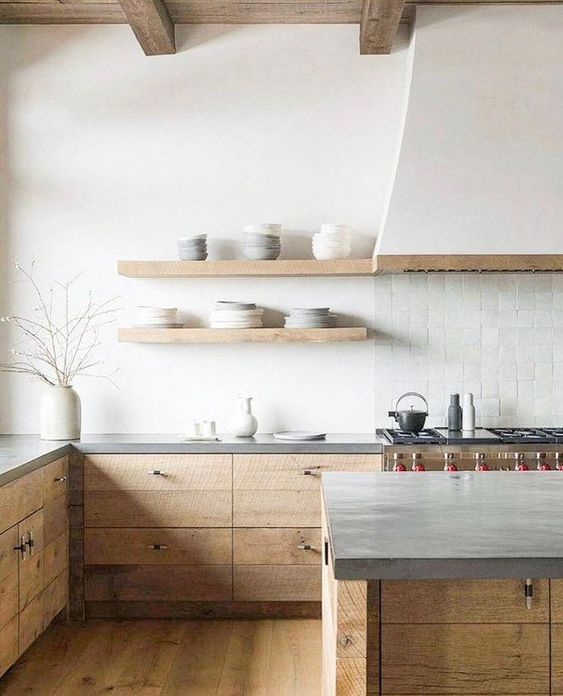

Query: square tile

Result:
[498,310,517,327]
[481,310,499,328]
[553,292,563,310]
[535,292,553,310]
[517,292,535,310]
[535,275,553,291]
[517,362,535,381]
[498,362,517,380]
[481,398,500,417]
[517,310,535,328]
[499,292,517,310]
[392,293,410,311]
[481,328,499,346]
[534,310,552,328]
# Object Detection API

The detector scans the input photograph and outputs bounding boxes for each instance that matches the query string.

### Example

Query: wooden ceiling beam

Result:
[360,0,406,54]
[117,0,175,55]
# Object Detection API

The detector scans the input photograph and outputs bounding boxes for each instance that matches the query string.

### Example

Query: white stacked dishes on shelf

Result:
[177,234,208,261]
[312,224,351,260]
[284,308,338,328]
[133,306,183,328]
[209,301,264,329]
[242,224,281,260]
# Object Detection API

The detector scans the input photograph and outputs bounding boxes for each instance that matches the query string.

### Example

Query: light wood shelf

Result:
[117,259,375,278]
[118,327,368,344]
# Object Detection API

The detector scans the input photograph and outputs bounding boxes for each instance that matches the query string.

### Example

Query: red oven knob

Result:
[412,463,426,472]
[513,453,528,471]
[475,463,489,471]
[443,453,457,471]
[474,453,488,471]
[444,462,458,471]
[515,463,529,471]
[536,453,550,470]
[394,463,407,472]
[538,463,552,471]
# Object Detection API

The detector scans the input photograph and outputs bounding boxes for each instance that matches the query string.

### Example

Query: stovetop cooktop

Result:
[381,427,563,445]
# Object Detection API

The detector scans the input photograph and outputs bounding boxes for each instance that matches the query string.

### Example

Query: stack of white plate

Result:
[284,308,338,328]
[134,306,183,328]
[177,234,208,261]
[209,301,264,329]
[242,224,281,260]
[312,224,351,260]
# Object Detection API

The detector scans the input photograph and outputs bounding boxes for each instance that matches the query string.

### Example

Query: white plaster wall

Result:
[0,24,410,433]
[379,5,563,255]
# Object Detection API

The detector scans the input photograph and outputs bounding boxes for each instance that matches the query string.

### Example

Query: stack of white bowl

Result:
[284,308,338,328]
[312,224,351,260]
[134,306,183,328]
[209,301,264,329]
[177,234,208,261]
[242,224,281,260]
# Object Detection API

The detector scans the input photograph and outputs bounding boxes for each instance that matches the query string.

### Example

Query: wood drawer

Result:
[19,509,44,611]
[381,623,549,694]
[43,456,68,505]
[552,580,563,623]
[233,490,319,527]
[85,528,232,565]
[44,494,68,547]
[19,592,43,656]
[0,525,18,585]
[554,624,563,693]
[44,533,68,587]
[233,565,321,601]
[84,454,232,491]
[0,572,18,630]
[85,564,233,601]
[234,454,381,490]
[85,490,232,528]
[234,528,321,565]
[43,570,68,629]
[0,616,18,679]
[0,469,43,535]
[382,579,549,624]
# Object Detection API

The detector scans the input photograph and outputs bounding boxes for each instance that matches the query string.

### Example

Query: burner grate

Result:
[382,428,447,445]
[488,428,556,444]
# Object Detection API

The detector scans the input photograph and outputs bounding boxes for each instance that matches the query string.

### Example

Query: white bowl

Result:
[313,248,351,260]
[243,248,281,261]
[243,224,282,237]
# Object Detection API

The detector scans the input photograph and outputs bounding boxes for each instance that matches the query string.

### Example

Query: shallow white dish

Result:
[273,431,327,441]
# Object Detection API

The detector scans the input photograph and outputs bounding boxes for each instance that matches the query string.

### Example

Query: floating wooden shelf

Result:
[118,327,368,344]
[117,259,375,278]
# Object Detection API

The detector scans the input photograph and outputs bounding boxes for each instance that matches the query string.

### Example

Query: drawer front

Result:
[85,490,232,528]
[0,616,18,679]
[0,572,18,630]
[43,570,68,629]
[552,579,563,623]
[43,456,68,505]
[382,623,549,694]
[85,528,232,565]
[44,533,68,587]
[382,579,549,624]
[85,564,233,601]
[234,528,321,565]
[19,592,43,656]
[18,509,44,611]
[0,469,43,536]
[234,565,321,601]
[234,454,381,490]
[554,624,563,693]
[233,490,319,527]
[44,495,68,548]
[0,526,18,584]
[85,455,232,491]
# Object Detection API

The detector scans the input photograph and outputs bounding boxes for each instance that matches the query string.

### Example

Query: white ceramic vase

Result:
[225,397,258,437]
[40,385,81,441]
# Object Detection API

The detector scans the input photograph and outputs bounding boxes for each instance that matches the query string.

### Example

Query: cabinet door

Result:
[19,592,43,656]
[0,469,43,535]
[0,617,18,678]
[18,509,44,611]
[0,526,18,630]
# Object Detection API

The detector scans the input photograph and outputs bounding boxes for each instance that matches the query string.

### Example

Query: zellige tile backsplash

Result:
[374,273,563,428]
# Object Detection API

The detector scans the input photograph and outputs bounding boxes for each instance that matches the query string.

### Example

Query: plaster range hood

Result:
[374,6,563,273]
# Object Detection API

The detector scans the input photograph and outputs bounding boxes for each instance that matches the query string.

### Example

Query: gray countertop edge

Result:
[0,434,383,486]
[333,557,563,581]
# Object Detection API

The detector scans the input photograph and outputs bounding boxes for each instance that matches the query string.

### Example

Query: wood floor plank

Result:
[52,620,185,695]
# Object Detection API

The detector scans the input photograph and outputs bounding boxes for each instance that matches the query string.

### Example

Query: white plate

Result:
[273,431,327,441]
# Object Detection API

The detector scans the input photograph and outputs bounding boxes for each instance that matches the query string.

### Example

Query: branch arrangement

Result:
[0,263,118,387]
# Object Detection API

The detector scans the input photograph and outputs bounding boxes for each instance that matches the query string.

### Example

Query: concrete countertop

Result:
[0,433,383,486]
[322,471,563,581]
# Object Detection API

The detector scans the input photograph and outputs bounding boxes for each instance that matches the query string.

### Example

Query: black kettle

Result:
[388,392,429,432]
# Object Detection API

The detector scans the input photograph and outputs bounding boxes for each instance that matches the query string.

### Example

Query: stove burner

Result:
[536,428,563,444]
[488,428,556,444]
[382,428,447,445]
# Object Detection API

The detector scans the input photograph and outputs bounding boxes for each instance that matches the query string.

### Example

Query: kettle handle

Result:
[393,392,429,414]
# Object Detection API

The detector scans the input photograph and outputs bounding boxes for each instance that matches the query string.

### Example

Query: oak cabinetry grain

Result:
[43,457,69,504]
[18,592,44,656]
[233,490,320,527]
[85,528,232,565]
[0,527,18,631]
[18,508,44,612]
[0,617,18,678]
[552,579,563,622]
[0,469,43,535]
[43,569,69,629]
[234,565,321,601]
[234,528,321,565]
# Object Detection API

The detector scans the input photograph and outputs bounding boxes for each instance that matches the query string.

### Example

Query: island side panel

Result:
[322,489,379,696]
[553,580,563,694]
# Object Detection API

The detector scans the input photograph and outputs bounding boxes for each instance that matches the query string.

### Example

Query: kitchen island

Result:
[321,471,563,696]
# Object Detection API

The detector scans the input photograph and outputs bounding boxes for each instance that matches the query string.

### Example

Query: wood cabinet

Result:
[83,452,382,616]
[0,456,69,678]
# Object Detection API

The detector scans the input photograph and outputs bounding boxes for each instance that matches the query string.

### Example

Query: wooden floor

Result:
[0,618,321,695]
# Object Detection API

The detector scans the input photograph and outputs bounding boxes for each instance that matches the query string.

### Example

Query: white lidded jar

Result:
[225,396,258,437]
[462,392,476,432]
[40,385,81,440]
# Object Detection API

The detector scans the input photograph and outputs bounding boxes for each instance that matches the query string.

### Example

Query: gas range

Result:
[377,427,563,472]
